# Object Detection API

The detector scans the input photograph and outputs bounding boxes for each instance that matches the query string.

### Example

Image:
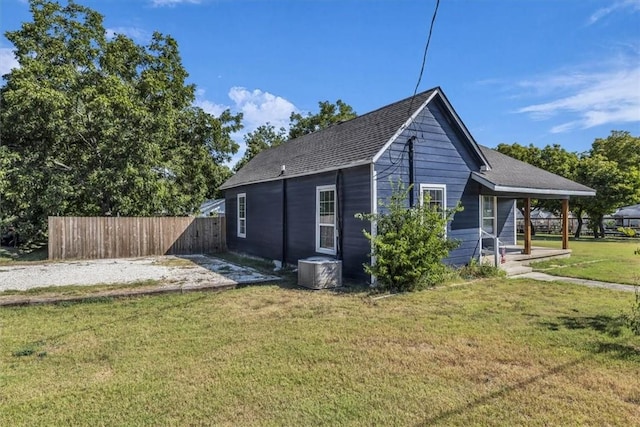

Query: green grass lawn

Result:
[519,235,640,285]
[1,280,638,426]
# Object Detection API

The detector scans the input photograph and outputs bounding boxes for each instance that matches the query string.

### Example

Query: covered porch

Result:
[478,197,575,269]
[472,146,596,267]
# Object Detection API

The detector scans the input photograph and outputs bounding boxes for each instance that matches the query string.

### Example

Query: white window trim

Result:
[481,195,497,237]
[419,184,447,213]
[513,199,517,245]
[237,193,246,238]
[316,185,337,255]
[419,183,447,236]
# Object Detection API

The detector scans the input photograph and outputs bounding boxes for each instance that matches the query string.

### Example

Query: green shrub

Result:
[356,181,461,292]
[618,227,637,237]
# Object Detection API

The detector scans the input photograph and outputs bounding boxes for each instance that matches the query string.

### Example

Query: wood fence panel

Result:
[48,216,226,260]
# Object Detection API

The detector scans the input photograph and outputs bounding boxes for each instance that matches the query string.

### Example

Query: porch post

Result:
[562,199,569,250]
[524,197,532,255]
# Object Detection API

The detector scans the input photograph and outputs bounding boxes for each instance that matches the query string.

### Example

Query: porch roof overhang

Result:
[471,172,596,199]
[474,146,596,199]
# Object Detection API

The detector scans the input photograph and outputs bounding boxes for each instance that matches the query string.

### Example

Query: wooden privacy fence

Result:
[48,216,225,260]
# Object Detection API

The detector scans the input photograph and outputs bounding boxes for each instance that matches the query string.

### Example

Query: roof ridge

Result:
[220,87,442,190]
[239,87,439,162]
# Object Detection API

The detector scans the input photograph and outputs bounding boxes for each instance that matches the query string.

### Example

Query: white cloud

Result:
[194,87,298,165]
[105,27,150,42]
[150,0,202,7]
[194,98,228,117]
[516,61,640,133]
[227,86,297,132]
[0,48,19,76]
[588,0,640,25]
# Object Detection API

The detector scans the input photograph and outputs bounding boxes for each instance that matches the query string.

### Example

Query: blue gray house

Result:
[220,87,595,281]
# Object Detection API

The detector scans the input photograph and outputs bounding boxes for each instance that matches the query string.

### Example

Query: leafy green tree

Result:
[495,142,542,166]
[576,132,640,238]
[498,132,640,239]
[288,99,357,139]
[234,123,287,172]
[356,182,461,292]
[591,130,640,172]
[0,0,240,244]
[495,143,580,233]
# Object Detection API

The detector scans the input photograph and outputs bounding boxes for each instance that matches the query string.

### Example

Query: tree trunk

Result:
[574,216,583,238]
[592,215,604,238]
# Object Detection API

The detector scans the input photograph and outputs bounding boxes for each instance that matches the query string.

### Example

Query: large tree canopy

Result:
[0,0,241,243]
[233,123,287,172]
[578,131,640,238]
[497,131,640,238]
[288,99,357,139]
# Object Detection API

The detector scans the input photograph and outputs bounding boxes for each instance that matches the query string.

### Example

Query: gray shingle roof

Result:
[612,204,640,218]
[221,87,595,199]
[220,89,438,189]
[473,146,596,197]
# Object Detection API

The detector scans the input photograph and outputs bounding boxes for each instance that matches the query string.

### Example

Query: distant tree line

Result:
[496,131,640,238]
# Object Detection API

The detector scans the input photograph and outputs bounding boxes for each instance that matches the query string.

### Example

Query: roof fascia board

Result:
[372,90,438,163]
[435,90,491,170]
[471,173,596,197]
[220,159,372,190]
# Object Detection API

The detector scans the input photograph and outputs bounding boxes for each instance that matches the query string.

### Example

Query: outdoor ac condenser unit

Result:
[297,257,342,289]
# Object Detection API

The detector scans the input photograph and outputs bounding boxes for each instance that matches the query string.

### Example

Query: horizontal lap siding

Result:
[375,100,482,266]
[285,166,371,280]
[449,181,482,265]
[497,198,516,245]
[338,166,371,281]
[284,174,323,263]
[225,181,284,260]
[225,166,371,281]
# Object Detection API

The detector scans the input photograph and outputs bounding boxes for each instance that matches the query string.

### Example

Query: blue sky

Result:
[2,0,639,163]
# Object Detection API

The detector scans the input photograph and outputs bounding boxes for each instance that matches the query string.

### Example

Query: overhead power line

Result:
[407,0,440,116]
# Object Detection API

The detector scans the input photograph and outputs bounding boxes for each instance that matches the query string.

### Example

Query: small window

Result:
[237,193,246,238]
[316,185,336,254]
[420,184,446,215]
[482,195,495,235]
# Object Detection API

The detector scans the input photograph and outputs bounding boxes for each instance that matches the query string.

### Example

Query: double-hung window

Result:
[316,185,336,255]
[237,193,246,238]
[420,184,446,215]
[420,184,447,235]
[481,195,496,235]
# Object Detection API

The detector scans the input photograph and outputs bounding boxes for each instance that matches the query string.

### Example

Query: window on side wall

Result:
[316,185,336,255]
[420,184,447,236]
[420,184,446,215]
[420,184,447,234]
[482,195,496,235]
[237,193,246,238]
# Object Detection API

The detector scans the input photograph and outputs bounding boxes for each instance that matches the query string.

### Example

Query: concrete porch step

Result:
[500,262,533,277]
[507,249,571,265]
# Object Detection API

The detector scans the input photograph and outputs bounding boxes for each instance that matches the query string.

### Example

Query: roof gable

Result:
[221,87,489,190]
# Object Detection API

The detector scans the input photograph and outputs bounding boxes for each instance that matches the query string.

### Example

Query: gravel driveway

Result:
[0,255,279,292]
